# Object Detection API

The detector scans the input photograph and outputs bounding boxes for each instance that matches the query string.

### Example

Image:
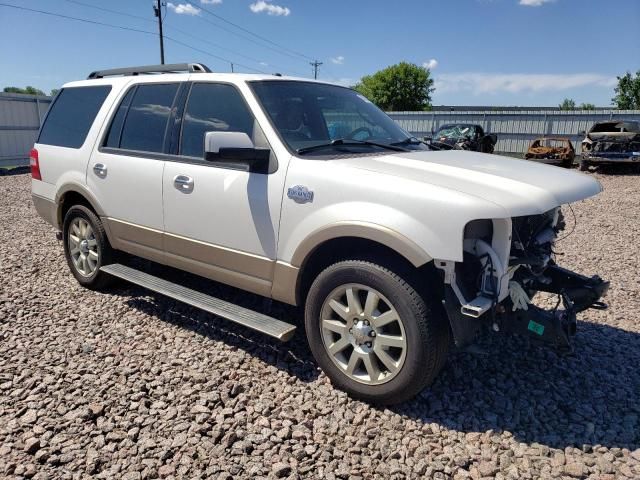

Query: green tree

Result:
[579,103,596,110]
[3,86,46,96]
[353,62,435,111]
[612,71,640,109]
[50,88,60,97]
[558,98,576,110]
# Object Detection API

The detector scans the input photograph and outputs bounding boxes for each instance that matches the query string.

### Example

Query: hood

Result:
[335,150,602,217]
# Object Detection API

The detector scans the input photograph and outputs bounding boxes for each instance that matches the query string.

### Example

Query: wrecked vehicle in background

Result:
[580,120,640,171]
[525,137,575,168]
[427,124,497,153]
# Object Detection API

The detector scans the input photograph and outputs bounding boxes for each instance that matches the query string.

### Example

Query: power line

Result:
[57,0,306,76]
[198,4,314,61]
[164,35,266,74]
[0,3,159,36]
[0,3,265,74]
[195,14,308,64]
[61,0,155,24]
[63,0,313,70]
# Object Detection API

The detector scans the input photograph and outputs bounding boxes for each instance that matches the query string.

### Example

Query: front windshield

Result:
[250,80,426,154]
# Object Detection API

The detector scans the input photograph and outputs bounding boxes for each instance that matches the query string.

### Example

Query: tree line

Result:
[3,69,639,111]
[2,86,59,97]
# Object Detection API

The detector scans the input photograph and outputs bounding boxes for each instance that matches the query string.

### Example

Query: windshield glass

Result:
[250,80,426,154]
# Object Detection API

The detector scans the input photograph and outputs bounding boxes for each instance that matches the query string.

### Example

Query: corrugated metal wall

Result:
[1,91,640,166]
[387,110,640,155]
[0,93,52,167]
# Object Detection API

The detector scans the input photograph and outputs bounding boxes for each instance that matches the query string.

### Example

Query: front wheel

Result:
[304,260,448,405]
[62,205,115,289]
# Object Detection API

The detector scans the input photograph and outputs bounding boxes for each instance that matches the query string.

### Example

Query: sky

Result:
[0,0,638,106]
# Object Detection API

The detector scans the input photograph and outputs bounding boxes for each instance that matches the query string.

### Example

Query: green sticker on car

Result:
[528,320,545,336]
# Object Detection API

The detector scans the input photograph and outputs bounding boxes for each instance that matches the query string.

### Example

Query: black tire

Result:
[304,260,449,405]
[579,160,590,171]
[62,205,115,290]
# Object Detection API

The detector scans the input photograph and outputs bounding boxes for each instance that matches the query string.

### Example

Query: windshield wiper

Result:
[297,138,408,155]
[391,136,442,151]
[390,136,422,146]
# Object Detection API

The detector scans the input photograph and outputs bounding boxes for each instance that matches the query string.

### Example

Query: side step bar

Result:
[101,264,296,342]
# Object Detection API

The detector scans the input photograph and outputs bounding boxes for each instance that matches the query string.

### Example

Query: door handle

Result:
[173,174,194,193]
[93,163,107,178]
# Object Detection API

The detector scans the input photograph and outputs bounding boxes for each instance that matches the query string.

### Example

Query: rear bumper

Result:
[32,194,60,230]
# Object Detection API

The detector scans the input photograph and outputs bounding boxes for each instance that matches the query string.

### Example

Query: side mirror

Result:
[204,131,270,173]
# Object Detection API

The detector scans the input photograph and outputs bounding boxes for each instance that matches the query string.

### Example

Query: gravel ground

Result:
[1,171,639,480]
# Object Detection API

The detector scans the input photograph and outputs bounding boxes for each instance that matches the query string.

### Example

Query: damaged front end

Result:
[435,209,609,352]
[582,121,640,165]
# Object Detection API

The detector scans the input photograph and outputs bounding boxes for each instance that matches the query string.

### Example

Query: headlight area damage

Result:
[435,209,609,352]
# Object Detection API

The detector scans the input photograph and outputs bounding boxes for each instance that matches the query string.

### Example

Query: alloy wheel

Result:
[67,217,99,277]
[320,283,407,385]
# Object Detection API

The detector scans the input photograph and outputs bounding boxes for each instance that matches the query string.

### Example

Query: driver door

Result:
[161,82,286,297]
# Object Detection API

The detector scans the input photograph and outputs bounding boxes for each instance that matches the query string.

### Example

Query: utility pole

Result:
[230,63,234,73]
[310,60,322,79]
[153,0,165,64]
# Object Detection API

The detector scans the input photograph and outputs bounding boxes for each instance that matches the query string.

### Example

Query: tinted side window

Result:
[181,83,254,158]
[38,86,111,148]
[120,83,179,153]
[104,88,135,148]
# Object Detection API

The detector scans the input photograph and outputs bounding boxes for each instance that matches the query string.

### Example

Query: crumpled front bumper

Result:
[496,265,609,352]
[442,263,609,352]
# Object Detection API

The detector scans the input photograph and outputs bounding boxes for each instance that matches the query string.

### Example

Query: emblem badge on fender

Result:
[287,185,314,203]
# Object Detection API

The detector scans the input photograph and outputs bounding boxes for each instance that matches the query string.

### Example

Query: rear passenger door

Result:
[161,82,285,297]
[88,82,183,262]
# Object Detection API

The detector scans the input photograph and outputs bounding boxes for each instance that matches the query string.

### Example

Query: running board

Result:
[101,263,296,342]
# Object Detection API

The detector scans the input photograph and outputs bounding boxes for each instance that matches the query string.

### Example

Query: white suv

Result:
[31,63,609,404]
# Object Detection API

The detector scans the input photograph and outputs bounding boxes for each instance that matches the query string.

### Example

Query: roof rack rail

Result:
[87,63,211,79]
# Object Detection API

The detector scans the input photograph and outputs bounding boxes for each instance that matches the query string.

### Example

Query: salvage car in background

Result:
[428,124,497,153]
[524,137,575,168]
[580,120,640,171]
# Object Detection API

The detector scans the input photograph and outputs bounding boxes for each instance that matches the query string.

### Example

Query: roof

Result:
[63,72,331,89]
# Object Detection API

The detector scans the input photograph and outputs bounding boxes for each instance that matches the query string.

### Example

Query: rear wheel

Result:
[305,260,448,405]
[62,205,115,289]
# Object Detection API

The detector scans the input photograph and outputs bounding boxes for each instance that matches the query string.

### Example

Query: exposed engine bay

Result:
[582,121,640,164]
[436,208,609,351]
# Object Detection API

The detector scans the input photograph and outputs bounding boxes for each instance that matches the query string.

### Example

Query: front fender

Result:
[290,219,432,268]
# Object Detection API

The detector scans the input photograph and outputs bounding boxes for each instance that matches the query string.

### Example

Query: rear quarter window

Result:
[38,85,112,148]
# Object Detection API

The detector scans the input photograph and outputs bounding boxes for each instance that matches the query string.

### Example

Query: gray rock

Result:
[272,462,292,478]
[24,438,40,454]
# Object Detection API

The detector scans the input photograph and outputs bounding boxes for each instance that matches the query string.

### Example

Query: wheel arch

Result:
[56,184,107,235]
[276,226,437,307]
